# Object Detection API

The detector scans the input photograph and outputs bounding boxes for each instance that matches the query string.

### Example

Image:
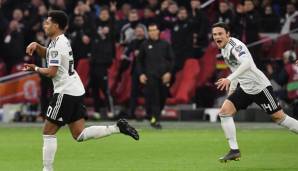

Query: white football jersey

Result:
[46,34,85,96]
[221,37,271,94]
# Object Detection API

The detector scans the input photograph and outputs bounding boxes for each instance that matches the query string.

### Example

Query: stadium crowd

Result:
[1,0,298,118]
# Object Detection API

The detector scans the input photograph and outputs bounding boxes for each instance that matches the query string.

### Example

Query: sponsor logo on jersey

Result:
[50,60,59,64]
[51,51,58,58]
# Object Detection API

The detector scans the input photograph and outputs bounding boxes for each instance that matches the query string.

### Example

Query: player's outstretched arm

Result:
[26,42,47,58]
[23,64,58,78]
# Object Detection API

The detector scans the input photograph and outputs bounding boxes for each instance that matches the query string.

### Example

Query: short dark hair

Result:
[48,10,68,30]
[100,6,110,13]
[148,23,159,30]
[212,22,230,33]
[178,6,188,12]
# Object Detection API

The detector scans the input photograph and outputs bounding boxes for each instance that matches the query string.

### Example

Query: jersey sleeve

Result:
[48,47,62,67]
[230,44,251,64]
[227,43,252,81]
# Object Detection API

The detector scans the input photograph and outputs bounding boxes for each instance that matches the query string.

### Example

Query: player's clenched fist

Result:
[26,42,38,56]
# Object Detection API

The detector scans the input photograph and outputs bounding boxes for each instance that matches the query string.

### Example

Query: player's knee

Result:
[271,110,286,123]
[219,107,235,117]
[43,129,57,135]
[219,100,237,116]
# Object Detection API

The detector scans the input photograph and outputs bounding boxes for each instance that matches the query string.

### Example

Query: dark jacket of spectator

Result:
[213,10,237,35]
[137,39,175,78]
[260,6,280,33]
[90,19,115,66]
[158,10,177,31]
[189,9,209,56]
[3,23,25,72]
[241,9,261,44]
[69,15,92,64]
[171,19,193,70]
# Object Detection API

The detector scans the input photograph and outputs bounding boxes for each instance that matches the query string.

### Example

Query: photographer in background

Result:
[267,50,298,119]
[283,50,298,119]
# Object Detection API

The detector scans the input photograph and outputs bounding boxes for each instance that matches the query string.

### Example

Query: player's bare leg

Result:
[218,100,241,163]
[271,110,298,133]
[42,120,60,171]
[72,118,139,142]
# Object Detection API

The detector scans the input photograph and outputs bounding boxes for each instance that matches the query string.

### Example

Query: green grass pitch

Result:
[0,122,297,171]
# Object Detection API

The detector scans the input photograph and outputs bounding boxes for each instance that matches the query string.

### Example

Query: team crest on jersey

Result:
[235,45,242,52]
[50,51,58,58]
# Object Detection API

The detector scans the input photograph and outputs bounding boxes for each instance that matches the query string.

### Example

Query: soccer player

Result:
[212,22,298,162]
[23,10,139,171]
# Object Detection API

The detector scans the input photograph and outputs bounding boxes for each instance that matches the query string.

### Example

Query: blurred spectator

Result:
[3,20,25,73]
[160,0,170,14]
[282,50,298,119]
[116,2,131,21]
[90,7,115,117]
[49,0,73,13]
[266,50,298,119]
[213,1,237,36]
[280,2,298,34]
[120,9,147,45]
[156,0,178,42]
[120,25,147,118]
[241,0,260,44]
[137,23,175,129]
[85,0,101,18]
[146,0,160,14]
[73,1,91,16]
[189,0,209,58]
[260,5,280,32]
[69,14,92,66]
[114,3,131,35]
[171,7,193,73]
[239,0,261,68]
[11,8,25,30]
[0,2,8,62]
[24,3,47,48]
[141,6,157,27]
[159,0,178,31]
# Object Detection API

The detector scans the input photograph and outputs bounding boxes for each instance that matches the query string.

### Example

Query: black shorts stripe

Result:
[263,88,277,110]
[51,94,63,119]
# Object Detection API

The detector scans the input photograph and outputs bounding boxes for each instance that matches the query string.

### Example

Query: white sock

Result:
[77,125,119,142]
[43,135,57,171]
[220,116,239,150]
[279,115,298,134]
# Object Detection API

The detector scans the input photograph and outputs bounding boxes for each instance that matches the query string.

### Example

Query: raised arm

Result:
[26,42,47,58]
